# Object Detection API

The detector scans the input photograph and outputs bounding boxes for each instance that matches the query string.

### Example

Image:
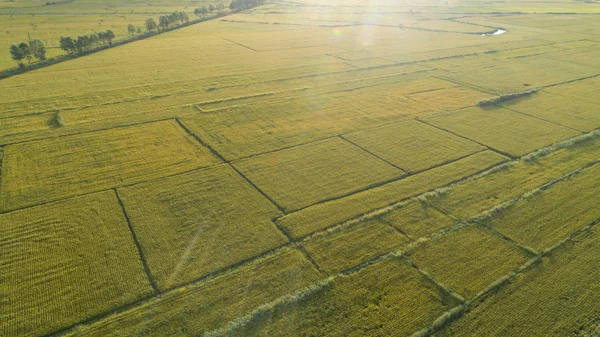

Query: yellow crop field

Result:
[228,258,461,336]
[422,106,580,157]
[65,248,321,336]
[484,163,600,251]
[302,219,410,274]
[344,119,484,173]
[233,137,403,211]
[117,165,288,290]
[279,150,508,238]
[436,228,600,337]
[410,226,532,298]
[3,0,600,335]
[0,120,221,212]
[1,191,154,336]
[499,91,600,132]
[381,199,456,239]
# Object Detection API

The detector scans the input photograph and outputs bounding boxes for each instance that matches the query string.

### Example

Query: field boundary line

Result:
[415,117,517,159]
[339,135,408,173]
[113,189,159,294]
[214,35,260,52]
[274,147,494,217]
[295,245,326,275]
[498,104,585,133]
[174,118,228,163]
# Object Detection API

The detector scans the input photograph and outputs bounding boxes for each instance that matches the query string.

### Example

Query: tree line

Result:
[59,30,116,54]
[10,40,46,67]
[7,0,265,69]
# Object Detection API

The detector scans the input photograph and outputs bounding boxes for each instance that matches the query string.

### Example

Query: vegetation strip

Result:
[477,89,539,106]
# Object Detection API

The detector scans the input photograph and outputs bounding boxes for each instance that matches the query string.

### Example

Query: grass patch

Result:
[477,88,538,106]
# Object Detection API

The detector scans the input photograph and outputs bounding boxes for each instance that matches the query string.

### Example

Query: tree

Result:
[18,42,32,64]
[194,8,201,17]
[136,27,142,34]
[59,36,76,53]
[145,17,158,31]
[209,4,215,13]
[105,29,115,45]
[159,15,169,30]
[89,32,99,47]
[127,23,136,35]
[29,39,46,61]
[9,43,25,66]
[217,2,225,13]
[201,6,208,17]
[75,35,90,53]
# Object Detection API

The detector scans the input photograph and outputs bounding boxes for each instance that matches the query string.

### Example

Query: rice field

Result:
[3,0,600,336]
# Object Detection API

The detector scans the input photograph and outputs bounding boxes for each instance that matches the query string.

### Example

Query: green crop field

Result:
[2,0,600,336]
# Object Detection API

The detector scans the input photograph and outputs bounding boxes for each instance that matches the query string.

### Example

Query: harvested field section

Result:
[229,258,460,337]
[408,86,494,111]
[422,106,580,157]
[500,91,600,132]
[302,219,410,274]
[436,228,600,337]
[233,138,403,212]
[344,119,484,173]
[382,199,456,239]
[427,160,562,219]
[0,191,154,337]
[117,165,287,290]
[65,248,321,337]
[279,150,508,239]
[410,226,531,298]
[484,163,600,251]
[0,120,221,212]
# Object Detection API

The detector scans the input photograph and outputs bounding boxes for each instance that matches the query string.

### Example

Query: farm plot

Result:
[65,248,321,337]
[387,45,491,63]
[0,191,154,337]
[483,163,600,251]
[499,91,600,132]
[381,199,456,239]
[422,106,580,157]
[440,57,599,94]
[407,86,494,111]
[534,131,600,174]
[410,226,532,298]
[233,137,403,212]
[182,79,434,160]
[228,258,461,337]
[435,228,600,337]
[343,119,484,173]
[0,120,221,212]
[544,76,600,106]
[302,219,410,274]
[278,150,508,239]
[426,160,562,220]
[117,165,287,290]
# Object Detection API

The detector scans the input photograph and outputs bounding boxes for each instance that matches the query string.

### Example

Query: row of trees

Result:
[10,39,46,67]
[194,3,226,18]
[59,30,115,54]
[229,0,265,11]
[8,0,264,68]
[144,11,189,32]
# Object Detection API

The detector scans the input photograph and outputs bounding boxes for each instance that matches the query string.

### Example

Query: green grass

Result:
[0,191,154,337]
